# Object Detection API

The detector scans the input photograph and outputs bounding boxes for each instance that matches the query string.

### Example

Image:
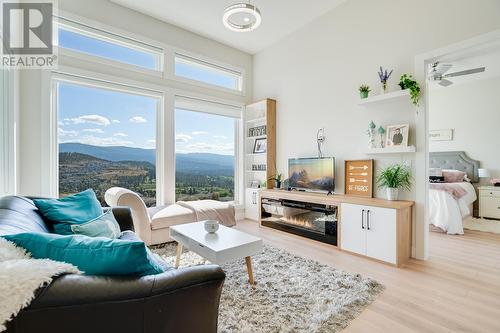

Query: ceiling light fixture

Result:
[223,2,262,32]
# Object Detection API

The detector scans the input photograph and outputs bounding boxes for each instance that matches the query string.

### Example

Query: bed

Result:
[429,151,479,234]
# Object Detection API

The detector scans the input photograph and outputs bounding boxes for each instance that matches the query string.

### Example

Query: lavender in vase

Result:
[378,66,393,94]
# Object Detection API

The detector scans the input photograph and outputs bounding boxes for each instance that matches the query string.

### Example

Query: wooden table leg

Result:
[245,256,255,285]
[175,243,183,269]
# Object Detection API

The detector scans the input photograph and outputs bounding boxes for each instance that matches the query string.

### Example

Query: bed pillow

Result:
[442,170,467,183]
[33,189,103,235]
[70,210,121,239]
[3,232,166,276]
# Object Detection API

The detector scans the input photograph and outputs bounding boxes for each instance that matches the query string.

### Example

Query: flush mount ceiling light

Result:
[223,2,262,32]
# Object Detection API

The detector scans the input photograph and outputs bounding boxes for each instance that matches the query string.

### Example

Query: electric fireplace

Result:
[261,198,338,245]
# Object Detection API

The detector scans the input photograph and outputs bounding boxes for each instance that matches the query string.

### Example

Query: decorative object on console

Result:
[253,138,267,154]
[385,123,409,147]
[398,74,421,106]
[376,163,412,201]
[490,178,500,187]
[367,121,376,148]
[377,126,385,148]
[429,129,453,141]
[378,66,393,94]
[345,160,374,198]
[268,173,283,189]
[359,84,371,99]
[203,220,219,233]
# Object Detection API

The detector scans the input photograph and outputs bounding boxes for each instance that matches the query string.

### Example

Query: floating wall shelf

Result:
[365,145,416,154]
[358,89,410,106]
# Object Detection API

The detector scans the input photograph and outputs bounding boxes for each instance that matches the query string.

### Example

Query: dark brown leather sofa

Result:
[0,195,225,333]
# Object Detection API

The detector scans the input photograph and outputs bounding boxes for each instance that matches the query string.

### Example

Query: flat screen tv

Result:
[288,157,335,194]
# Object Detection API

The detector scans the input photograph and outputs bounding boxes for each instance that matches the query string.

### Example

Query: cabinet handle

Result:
[253,192,256,205]
[367,210,371,230]
[361,209,365,229]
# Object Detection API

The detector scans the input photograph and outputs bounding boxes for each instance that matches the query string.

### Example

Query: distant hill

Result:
[59,143,234,175]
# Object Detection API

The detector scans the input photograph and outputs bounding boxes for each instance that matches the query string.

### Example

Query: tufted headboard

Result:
[429,151,480,183]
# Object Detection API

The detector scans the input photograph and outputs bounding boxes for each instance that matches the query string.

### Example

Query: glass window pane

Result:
[175,108,235,202]
[57,82,158,206]
[175,55,242,91]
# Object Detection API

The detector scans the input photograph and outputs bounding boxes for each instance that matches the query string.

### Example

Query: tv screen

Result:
[288,157,335,193]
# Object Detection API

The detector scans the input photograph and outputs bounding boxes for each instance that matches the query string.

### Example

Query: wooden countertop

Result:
[260,189,414,210]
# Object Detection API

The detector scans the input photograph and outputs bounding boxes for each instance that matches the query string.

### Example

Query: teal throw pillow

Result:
[70,210,121,239]
[3,232,165,277]
[33,189,103,235]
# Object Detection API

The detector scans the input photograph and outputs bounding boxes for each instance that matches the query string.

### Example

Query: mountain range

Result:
[59,143,234,175]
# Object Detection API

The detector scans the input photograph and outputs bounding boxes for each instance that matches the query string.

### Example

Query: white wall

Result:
[17,0,253,196]
[429,76,500,184]
[252,0,500,257]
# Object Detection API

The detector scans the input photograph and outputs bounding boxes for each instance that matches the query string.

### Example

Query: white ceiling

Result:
[110,0,347,54]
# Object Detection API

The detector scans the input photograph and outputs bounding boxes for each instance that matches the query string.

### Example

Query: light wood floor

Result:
[235,220,500,333]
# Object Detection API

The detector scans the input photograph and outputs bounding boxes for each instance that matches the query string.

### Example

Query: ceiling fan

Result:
[428,62,486,87]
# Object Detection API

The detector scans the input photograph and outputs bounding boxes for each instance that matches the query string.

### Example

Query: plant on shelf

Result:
[376,163,412,201]
[399,74,421,106]
[268,173,283,189]
[378,66,393,94]
[358,84,371,99]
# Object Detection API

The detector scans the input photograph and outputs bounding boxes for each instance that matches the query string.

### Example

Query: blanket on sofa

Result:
[177,200,236,227]
[0,238,81,332]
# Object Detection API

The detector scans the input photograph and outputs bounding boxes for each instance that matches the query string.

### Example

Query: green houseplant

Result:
[359,84,371,99]
[269,173,283,189]
[376,163,412,200]
[399,74,421,106]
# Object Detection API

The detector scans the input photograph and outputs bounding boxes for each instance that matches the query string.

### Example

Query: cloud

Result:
[82,128,104,134]
[181,142,234,155]
[113,132,128,137]
[213,135,228,140]
[175,134,192,143]
[145,139,156,147]
[65,114,111,126]
[112,119,120,124]
[58,128,78,138]
[192,131,209,136]
[60,135,133,147]
[129,116,147,124]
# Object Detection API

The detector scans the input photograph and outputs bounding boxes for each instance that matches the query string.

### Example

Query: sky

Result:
[57,27,236,156]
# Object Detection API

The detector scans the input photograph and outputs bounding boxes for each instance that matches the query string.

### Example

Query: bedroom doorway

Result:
[425,42,500,239]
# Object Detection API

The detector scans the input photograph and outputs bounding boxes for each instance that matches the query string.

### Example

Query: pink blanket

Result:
[429,183,467,200]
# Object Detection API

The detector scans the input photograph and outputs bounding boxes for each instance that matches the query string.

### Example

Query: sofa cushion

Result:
[149,204,196,230]
[33,189,103,235]
[0,196,49,236]
[70,210,121,239]
[3,232,166,277]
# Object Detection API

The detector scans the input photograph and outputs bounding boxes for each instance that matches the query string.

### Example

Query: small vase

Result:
[380,83,388,94]
[386,188,399,201]
[360,91,369,99]
[275,181,282,189]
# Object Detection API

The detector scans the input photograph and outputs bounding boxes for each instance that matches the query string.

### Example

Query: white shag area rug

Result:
[0,238,81,332]
[151,243,384,333]
[464,217,500,234]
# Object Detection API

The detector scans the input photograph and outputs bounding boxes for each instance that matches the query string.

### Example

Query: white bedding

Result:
[429,182,477,235]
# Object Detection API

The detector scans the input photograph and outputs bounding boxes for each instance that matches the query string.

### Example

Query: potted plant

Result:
[399,74,421,106]
[359,84,371,99]
[269,174,283,189]
[376,163,412,201]
[378,66,393,94]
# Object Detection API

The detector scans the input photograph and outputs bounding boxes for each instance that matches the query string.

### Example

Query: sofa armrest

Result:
[104,206,134,231]
[8,265,225,333]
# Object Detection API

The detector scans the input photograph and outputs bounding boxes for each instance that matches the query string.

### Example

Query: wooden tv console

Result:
[259,189,414,267]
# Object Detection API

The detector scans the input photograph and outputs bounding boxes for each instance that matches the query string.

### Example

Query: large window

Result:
[175,54,242,91]
[56,18,163,71]
[175,100,238,202]
[56,80,160,206]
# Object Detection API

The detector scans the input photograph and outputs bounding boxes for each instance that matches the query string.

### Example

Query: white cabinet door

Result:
[365,206,397,264]
[340,203,366,255]
[245,188,260,221]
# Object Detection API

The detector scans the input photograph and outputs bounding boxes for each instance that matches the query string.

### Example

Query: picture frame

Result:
[344,160,374,198]
[253,138,267,154]
[385,124,409,147]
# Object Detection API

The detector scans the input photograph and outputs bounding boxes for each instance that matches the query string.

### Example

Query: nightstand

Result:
[479,186,500,220]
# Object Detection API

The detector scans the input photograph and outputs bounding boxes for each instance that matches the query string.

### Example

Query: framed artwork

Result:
[385,124,409,147]
[253,138,267,154]
[429,129,453,141]
[344,160,373,198]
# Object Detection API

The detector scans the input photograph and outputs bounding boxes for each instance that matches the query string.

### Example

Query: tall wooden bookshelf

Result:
[245,99,276,189]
